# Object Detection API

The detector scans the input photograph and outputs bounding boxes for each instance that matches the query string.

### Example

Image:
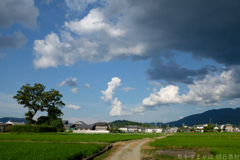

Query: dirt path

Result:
[107,135,168,160]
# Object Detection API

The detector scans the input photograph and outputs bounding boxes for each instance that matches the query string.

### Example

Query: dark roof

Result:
[0,123,6,126]
[76,124,95,129]
[94,122,110,126]
[62,120,69,124]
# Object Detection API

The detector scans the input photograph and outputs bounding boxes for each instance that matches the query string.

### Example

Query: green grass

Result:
[0,141,105,160]
[0,133,163,143]
[147,132,240,160]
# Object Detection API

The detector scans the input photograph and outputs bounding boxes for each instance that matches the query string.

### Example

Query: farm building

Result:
[94,122,111,131]
[76,124,95,130]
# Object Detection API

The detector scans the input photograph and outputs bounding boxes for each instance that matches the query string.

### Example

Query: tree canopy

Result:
[13,83,65,124]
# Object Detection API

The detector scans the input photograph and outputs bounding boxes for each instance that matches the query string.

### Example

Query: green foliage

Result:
[13,83,65,124]
[50,118,64,132]
[0,133,163,143]
[203,123,214,132]
[11,125,57,133]
[110,120,156,128]
[0,141,105,160]
[217,128,221,132]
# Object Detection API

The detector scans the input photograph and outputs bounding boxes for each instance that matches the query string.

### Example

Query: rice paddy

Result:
[145,132,240,160]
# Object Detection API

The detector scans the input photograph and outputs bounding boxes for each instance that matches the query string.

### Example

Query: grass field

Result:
[142,132,240,160]
[0,141,105,160]
[0,132,163,143]
[0,132,163,160]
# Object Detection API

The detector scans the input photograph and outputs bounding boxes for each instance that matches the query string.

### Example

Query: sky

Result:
[1,0,240,124]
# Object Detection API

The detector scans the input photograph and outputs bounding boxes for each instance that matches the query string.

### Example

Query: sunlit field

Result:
[142,132,240,160]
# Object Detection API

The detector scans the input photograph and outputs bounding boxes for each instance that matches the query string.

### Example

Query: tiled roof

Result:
[94,122,110,126]
[76,124,95,129]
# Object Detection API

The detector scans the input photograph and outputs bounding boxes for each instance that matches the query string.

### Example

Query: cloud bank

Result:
[136,66,240,112]
[33,0,240,69]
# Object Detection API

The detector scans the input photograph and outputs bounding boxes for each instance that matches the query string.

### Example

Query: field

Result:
[142,132,240,160]
[0,132,162,143]
[0,132,162,160]
[0,141,104,160]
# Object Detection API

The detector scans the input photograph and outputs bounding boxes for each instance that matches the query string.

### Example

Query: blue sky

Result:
[1,0,240,124]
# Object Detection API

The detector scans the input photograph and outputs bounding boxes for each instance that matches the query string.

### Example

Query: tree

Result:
[13,83,65,124]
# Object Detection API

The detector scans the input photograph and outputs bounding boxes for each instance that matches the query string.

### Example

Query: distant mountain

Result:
[145,108,240,127]
[0,117,27,123]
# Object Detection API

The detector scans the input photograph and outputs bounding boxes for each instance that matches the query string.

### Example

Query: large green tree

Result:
[13,83,65,124]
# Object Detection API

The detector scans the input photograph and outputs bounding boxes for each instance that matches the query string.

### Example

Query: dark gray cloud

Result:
[147,57,216,84]
[0,0,39,28]
[104,0,240,65]
[0,32,27,50]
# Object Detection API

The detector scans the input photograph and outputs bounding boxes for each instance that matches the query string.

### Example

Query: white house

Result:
[155,128,163,133]
[146,128,154,133]
[119,127,128,132]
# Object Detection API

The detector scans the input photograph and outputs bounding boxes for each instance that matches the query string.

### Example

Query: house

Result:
[128,125,138,132]
[155,128,163,133]
[196,124,208,132]
[5,121,25,125]
[234,128,240,132]
[146,128,155,133]
[64,124,76,131]
[170,127,178,133]
[119,127,128,132]
[74,121,86,125]
[76,124,96,130]
[3,121,25,132]
[94,122,111,131]
[225,124,233,132]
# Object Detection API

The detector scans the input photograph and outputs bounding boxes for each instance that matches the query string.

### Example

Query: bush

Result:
[11,125,57,133]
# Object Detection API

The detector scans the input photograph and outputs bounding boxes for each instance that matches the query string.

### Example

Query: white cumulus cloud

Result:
[101,77,131,116]
[67,104,81,110]
[132,67,240,112]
